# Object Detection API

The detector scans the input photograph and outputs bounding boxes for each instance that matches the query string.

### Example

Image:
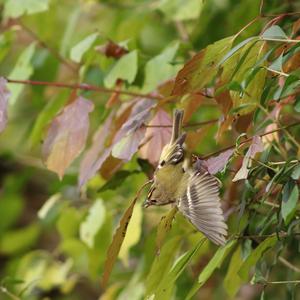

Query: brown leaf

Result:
[102,197,137,288]
[96,40,128,59]
[185,124,213,151]
[100,155,123,180]
[234,112,253,134]
[172,37,233,96]
[79,114,113,187]
[181,93,204,123]
[0,77,10,133]
[42,97,94,179]
[156,207,178,255]
[233,136,264,182]
[139,109,172,165]
[203,149,234,175]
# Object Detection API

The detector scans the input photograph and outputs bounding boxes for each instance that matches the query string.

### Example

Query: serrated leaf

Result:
[70,32,98,63]
[238,236,277,281]
[4,0,49,18]
[80,199,106,248]
[172,36,234,96]
[42,97,94,179]
[0,77,10,133]
[104,50,138,88]
[281,181,299,225]
[186,240,236,300]
[156,207,178,253]
[262,25,288,40]
[119,201,142,265]
[8,43,36,104]
[102,196,138,287]
[143,43,180,93]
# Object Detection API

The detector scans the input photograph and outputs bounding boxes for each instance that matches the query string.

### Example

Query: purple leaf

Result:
[111,98,154,161]
[0,77,10,133]
[79,114,113,187]
[112,127,146,161]
[139,109,172,165]
[203,149,234,174]
[42,97,94,179]
[233,136,264,182]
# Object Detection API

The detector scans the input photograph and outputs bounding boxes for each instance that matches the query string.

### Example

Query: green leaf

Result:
[104,50,138,88]
[30,91,69,146]
[145,236,181,298]
[119,201,142,265]
[281,181,299,225]
[4,0,49,18]
[158,0,203,21]
[8,43,36,104]
[102,196,138,287]
[154,238,206,300]
[291,164,300,180]
[262,25,288,40]
[230,41,267,115]
[56,207,83,240]
[224,246,244,297]
[156,207,178,253]
[70,32,98,63]
[0,223,41,255]
[218,37,257,66]
[143,43,180,93]
[37,193,63,223]
[173,37,233,96]
[98,170,139,193]
[238,236,277,281]
[80,199,106,248]
[186,240,237,300]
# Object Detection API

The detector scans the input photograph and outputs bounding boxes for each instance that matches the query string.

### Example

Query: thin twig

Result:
[144,119,218,128]
[279,256,300,273]
[202,121,300,159]
[18,21,77,72]
[5,78,163,100]
[0,287,20,300]
[265,67,289,77]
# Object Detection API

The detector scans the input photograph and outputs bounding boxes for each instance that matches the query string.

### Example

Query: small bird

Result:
[144,109,227,245]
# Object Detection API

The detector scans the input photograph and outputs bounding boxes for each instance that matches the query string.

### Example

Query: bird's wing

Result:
[178,171,227,245]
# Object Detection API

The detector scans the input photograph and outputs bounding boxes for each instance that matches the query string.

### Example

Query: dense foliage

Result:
[0,0,300,299]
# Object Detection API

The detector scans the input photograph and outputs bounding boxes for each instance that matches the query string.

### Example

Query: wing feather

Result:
[178,172,227,245]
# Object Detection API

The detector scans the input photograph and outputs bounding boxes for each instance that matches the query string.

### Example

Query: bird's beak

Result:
[143,199,150,208]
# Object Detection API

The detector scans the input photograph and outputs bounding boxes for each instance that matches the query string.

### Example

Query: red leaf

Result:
[79,114,113,187]
[0,77,10,133]
[203,149,234,175]
[139,109,172,165]
[42,97,94,179]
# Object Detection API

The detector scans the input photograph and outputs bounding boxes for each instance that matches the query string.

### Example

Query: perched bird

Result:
[145,109,227,245]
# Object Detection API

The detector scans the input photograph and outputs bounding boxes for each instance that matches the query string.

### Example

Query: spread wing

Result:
[178,171,227,245]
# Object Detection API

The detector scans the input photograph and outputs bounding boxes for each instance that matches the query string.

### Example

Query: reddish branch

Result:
[5,78,163,100]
